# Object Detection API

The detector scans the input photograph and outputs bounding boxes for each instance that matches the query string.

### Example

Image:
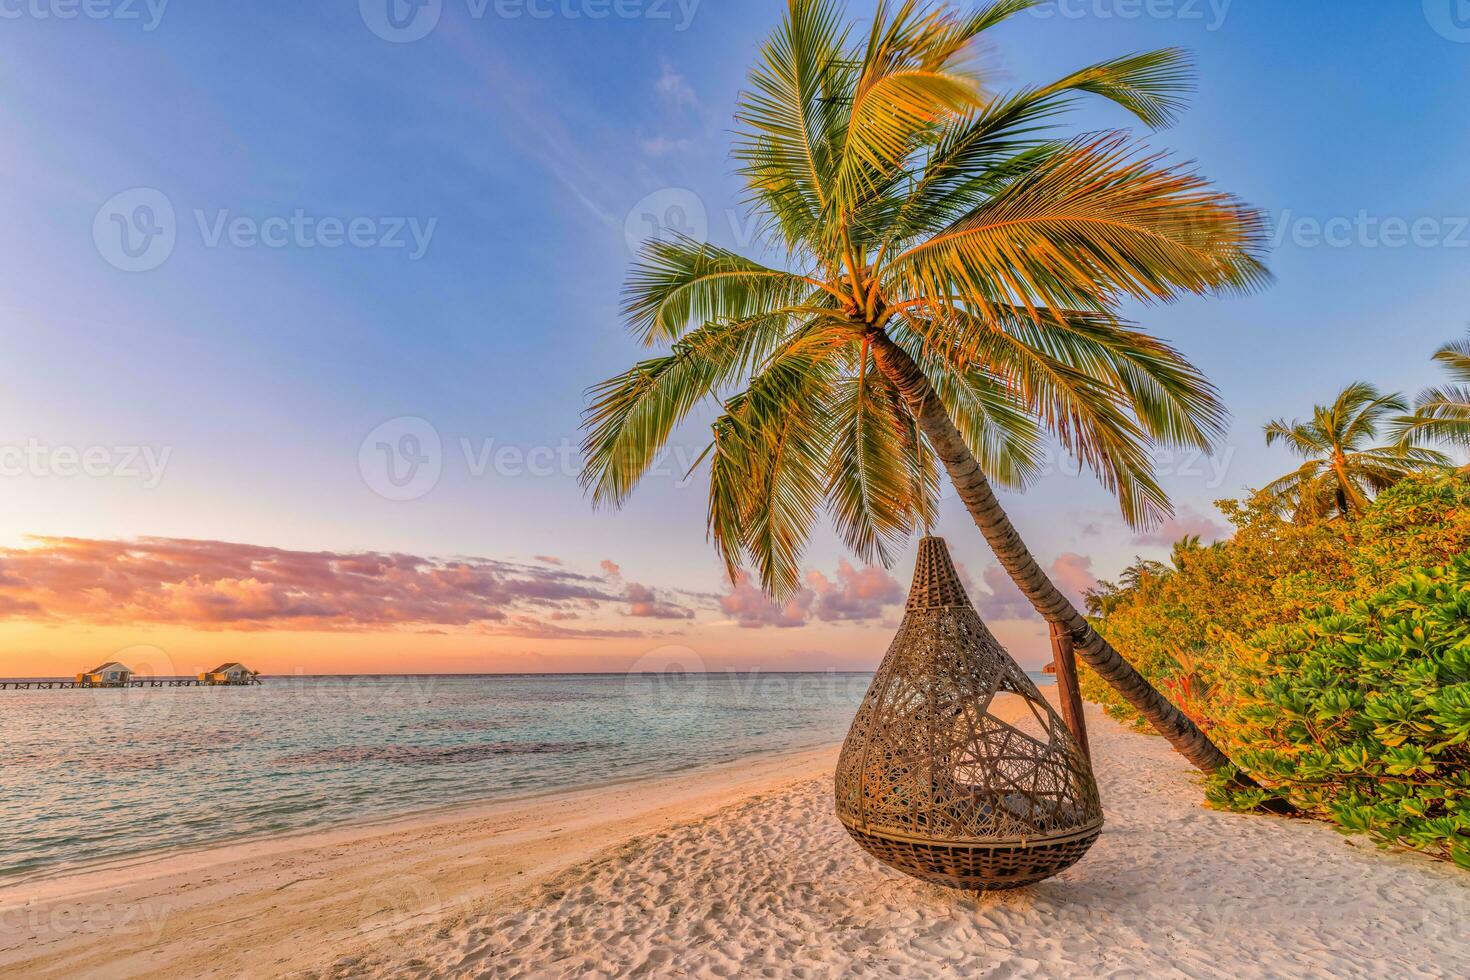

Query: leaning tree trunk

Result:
[869,328,1233,774]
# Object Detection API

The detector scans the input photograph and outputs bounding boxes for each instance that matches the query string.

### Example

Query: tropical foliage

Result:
[1257,383,1448,523]
[1207,559,1470,869]
[1078,473,1470,863]
[1395,328,1470,452]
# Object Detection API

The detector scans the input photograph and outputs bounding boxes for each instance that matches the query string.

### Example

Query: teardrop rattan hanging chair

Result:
[835,536,1103,891]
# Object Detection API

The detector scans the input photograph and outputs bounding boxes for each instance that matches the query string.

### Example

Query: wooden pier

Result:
[3,661,263,690]
[0,678,241,690]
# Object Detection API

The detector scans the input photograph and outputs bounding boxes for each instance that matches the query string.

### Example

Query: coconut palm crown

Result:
[1259,382,1450,522]
[582,0,1272,773]
[1394,329,1470,453]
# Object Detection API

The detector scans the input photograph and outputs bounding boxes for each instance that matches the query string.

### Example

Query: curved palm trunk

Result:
[869,329,1233,773]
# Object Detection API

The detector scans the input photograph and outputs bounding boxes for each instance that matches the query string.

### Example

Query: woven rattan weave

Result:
[835,537,1103,890]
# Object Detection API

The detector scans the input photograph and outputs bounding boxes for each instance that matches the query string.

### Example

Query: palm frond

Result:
[873,48,1197,253]
[826,357,916,564]
[884,133,1271,324]
[1263,418,1327,458]
[1394,383,1470,448]
[887,315,1048,488]
[733,0,849,250]
[582,311,809,506]
[706,334,844,597]
[625,236,825,345]
[831,1,990,211]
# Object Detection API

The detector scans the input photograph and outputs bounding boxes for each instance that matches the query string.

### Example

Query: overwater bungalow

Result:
[199,662,260,686]
[75,662,133,687]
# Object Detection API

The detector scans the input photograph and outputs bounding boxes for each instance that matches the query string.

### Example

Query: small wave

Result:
[274,741,609,768]
[418,718,505,732]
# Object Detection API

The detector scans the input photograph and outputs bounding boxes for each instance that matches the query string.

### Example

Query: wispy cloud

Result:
[654,60,699,110]
[637,135,696,158]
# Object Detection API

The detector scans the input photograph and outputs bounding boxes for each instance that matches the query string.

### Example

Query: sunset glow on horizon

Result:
[0,533,1070,677]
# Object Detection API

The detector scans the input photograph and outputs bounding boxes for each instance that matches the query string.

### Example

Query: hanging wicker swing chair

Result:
[835,536,1103,891]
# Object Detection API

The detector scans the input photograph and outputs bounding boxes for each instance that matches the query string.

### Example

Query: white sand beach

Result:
[3,696,1465,979]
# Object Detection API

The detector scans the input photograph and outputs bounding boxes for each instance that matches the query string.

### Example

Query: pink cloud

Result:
[0,536,628,633]
[806,560,902,622]
[533,554,563,566]
[600,559,622,578]
[1133,505,1226,548]
[1049,553,1099,609]
[973,553,1098,622]
[718,561,902,628]
[624,581,694,620]
[719,572,814,628]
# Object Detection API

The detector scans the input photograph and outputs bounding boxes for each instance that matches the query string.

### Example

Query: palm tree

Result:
[1393,330,1470,455]
[582,0,1271,773]
[1259,383,1450,522]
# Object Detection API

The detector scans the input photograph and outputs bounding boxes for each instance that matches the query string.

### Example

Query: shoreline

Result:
[0,740,846,978]
[6,694,1461,978]
[1,735,845,892]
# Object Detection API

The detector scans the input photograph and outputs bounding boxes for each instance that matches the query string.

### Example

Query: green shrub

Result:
[1206,558,1470,868]
[1080,473,1470,731]
[1075,472,1470,864]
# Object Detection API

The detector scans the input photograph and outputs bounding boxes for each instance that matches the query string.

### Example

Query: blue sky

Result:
[0,1,1467,671]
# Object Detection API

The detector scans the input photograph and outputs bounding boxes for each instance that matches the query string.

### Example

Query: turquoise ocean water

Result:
[0,671,1051,881]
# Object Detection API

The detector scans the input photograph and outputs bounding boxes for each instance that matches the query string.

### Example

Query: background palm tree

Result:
[582,0,1271,773]
[1394,329,1470,455]
[1259,382,1449,522]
